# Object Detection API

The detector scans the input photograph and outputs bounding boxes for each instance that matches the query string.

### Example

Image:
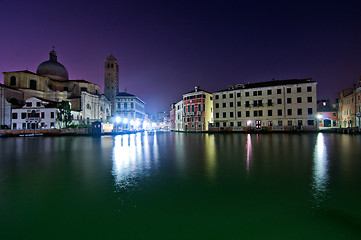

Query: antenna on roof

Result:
[52,45,55,51]
[125,88,127,93]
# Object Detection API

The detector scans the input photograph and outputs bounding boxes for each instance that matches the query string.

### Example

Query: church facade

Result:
[2,49,111,129]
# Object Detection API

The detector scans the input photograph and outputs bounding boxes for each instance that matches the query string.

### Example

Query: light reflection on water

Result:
[246,134,252,173]
[205,134,216,180]
[312,133,329,207]
[112,133,159,190]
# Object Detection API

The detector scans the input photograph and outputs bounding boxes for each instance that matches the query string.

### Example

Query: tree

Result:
[57,101,72,128]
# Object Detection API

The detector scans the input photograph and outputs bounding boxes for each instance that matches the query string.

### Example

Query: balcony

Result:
[186,112,194,116]
[26,117,40,123]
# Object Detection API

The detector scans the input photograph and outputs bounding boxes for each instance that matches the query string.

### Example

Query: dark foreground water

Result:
[1,132,361,239]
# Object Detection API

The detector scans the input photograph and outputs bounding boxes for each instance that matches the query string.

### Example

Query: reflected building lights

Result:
[312,133,329,207]
[246,134,252,173]
[205,135,216,180]
[112,133,159,190]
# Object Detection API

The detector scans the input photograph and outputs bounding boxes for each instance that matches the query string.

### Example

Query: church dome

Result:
[36,49,69,81]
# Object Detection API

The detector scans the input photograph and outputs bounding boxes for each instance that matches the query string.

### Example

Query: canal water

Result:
[0,133,361,239]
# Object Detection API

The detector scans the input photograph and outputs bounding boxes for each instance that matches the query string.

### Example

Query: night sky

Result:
[1,0,361,114]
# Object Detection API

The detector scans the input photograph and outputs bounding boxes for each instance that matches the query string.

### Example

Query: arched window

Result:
[87,104,91,109]
[10,76,16,86]
[111,64,114,68]
[107,63,110,68]
[29,80,37,90]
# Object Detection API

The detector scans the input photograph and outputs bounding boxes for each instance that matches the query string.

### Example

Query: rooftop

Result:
[216,78,315,92]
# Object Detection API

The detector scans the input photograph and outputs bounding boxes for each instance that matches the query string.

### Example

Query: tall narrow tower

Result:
[104,55,119,115]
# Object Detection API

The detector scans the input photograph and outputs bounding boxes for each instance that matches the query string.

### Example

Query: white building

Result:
[12,97,59,130]
[212,79,317,130]
[115,92,145,129]
[174,100,184,131]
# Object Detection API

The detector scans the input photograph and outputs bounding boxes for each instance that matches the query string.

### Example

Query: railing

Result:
[25,117,40,122]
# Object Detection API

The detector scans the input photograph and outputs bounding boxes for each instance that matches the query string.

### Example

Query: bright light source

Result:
[130,120,135,126]
[317,114,322,119]
[123,118,128,124]
[135,120,141,127]
[247,120,252,126]
[115,117,121,123]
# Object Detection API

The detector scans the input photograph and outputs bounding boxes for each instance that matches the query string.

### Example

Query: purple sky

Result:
[1,0,361,114]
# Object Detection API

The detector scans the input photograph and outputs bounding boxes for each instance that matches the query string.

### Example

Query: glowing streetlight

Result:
[123,118,128,124]
[115,117,121,123]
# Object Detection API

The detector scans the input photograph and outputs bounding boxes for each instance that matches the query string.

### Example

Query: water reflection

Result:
[112,133,158,190]
[246,134,252,173]
[205,134,216,179]
[312,133,329,207]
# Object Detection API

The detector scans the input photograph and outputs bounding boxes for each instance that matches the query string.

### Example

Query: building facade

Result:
[183,86,213,131]
[174,100,184,131]
[338,87,357,128]
[115,92,145,129]
[0,84,24,127]
[317,99,338,129]
[212,79,317,131]
[2,49,111,128]
[12,97,59,130]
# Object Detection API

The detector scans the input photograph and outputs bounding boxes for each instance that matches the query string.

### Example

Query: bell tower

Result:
[104,55,119,115]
